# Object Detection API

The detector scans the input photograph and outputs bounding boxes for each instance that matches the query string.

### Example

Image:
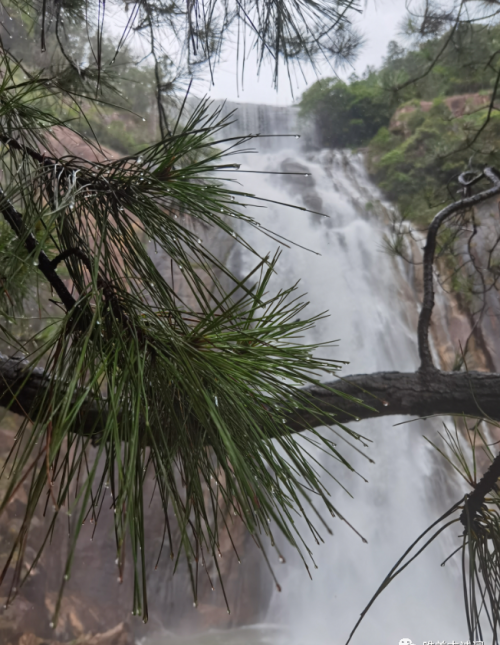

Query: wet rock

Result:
[279,158,323,213]
[17,622,133,645]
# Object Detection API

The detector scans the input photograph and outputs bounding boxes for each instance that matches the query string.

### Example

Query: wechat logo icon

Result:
[399,639,415,645]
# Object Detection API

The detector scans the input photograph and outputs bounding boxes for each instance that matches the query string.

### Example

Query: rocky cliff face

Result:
[393,197,500,375]
[389,93,492,137]
[417,194,500,374]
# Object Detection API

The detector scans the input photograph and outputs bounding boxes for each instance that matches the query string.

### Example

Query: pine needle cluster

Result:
[0,34,364,622]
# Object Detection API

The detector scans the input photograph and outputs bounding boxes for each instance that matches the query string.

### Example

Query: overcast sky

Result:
[108,0,410,106]
[201,0,409,106]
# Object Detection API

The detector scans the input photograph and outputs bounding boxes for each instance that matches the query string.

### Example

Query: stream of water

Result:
[143,103,468,645]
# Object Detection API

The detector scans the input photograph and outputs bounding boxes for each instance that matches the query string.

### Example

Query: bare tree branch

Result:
[0,354,104,436]
[418,167,500,371]
[289,369,500,430]
[3,353,500,436]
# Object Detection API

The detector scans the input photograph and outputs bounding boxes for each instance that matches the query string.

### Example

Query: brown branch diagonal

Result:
[460,450,500,530]
[0,189,77,312]
[418,167,500,371]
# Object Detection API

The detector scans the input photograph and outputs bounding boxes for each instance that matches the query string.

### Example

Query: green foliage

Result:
[62,39,160,153]
[299,75,394,148]
[377,27,500,101]
[5,14,160,154]
[368,100,500,223]
[75,101,156,155]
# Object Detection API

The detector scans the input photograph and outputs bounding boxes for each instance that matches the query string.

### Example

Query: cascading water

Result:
[145,103,468,645]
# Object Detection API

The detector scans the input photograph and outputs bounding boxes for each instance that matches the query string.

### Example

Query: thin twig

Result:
[0,188,76,312]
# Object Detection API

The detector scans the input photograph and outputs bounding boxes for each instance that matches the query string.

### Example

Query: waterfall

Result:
[144,103,468,645]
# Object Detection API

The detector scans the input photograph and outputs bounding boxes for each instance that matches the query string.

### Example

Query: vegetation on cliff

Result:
[3,12,158,154]
[300,23,500,222]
